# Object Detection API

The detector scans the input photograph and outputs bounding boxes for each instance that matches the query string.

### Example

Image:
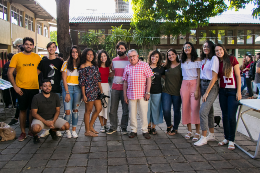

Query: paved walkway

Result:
[0,99,260,173]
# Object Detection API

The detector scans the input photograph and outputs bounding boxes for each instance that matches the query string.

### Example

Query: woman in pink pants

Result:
[180,42,201,141]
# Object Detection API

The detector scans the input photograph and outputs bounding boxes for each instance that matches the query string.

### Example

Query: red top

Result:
[99,67,109,83]
[244,61,253,78]
[218,56,239,89]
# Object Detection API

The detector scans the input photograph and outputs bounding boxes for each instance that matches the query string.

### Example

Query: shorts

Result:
[17,89,39,110]
[31,118,67,129]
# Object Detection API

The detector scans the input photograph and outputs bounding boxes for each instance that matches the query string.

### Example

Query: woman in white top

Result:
[180,42,201,141]
[194,41,219,146]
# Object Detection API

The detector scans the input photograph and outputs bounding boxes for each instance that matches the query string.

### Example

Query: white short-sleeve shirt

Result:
[200,56,219,80]
[181,60,202,80]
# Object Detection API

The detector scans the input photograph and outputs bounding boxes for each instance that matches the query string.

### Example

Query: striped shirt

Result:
[112,56,130,90]
[61,61,79,85]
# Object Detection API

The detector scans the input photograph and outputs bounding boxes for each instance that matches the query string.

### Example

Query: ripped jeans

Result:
[62,84,81,127]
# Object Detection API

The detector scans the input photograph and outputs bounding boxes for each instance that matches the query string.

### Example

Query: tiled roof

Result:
[69,13,260,24]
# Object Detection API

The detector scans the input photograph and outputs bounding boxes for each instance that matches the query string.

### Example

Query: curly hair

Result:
[148,50,162,68]
[80,48,97,67]
[97,50,111,67]
[165,49,179,69]
[201,40,215,60]
[181,42,198,63]
[67,45,81,72]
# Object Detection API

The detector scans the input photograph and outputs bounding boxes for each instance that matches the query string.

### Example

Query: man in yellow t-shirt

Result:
[8,37,41,142]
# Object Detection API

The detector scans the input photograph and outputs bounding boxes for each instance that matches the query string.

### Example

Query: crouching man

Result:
[31,79,70,144]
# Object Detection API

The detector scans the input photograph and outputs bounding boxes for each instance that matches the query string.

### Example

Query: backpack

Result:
[249,61,257,80]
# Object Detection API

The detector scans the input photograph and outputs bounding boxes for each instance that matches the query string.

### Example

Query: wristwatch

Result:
[145,92,150,95]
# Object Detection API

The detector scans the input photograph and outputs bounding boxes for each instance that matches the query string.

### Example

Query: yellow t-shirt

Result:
[9,52,41,89]
[61,61,79,85]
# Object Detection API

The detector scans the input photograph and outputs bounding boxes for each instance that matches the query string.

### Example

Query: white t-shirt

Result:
[181,60,202,80]
[200,56,219,80]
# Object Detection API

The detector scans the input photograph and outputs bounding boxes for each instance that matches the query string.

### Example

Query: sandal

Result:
[169,129,178,136]
[148,125,151,134]
[90,128,99,134]
[151,128,157,135]
[192,133,200,141]
[166,125,173,134]
[228,141,235,150]
[218,139,229,146]
[85,131,98,137]
[185,131,193,139]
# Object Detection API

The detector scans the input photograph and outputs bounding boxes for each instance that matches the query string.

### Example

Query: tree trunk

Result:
[56,0,71,60]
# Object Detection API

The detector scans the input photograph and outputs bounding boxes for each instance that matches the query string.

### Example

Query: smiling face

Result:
[23,40,34,53]
[71,48,78,60]
[100,53,107,63]
[168,51,177,62]
[47,43,57,56]
[128,51,139,66]
[151,53,159,65]
[86,50,94,62]
[183,44,192,55]
[42,82,52,94]
[215,46,225,59]
[246,56,251,62]
[203,42,210,55]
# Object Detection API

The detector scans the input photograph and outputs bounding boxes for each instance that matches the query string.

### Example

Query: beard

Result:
[118,51,126,56]
[42,90,51,94]
[24,48,32,53]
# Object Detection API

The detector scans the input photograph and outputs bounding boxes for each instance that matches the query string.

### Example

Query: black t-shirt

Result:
[31,92,60,120]
[150,66,165,94]
[38,58,63,93]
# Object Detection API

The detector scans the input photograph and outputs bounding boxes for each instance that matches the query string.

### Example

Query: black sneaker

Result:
[49,129,58,141]
[106,129,116,135]
[129,132,137,138]
[33,135,40,144]
[8,118,18,125]
[121,128,128,135]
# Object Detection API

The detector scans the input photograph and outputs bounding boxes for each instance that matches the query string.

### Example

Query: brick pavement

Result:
[0,99,260,173]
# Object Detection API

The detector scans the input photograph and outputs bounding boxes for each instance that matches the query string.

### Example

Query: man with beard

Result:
[107,42,130,134]
[8,37,42,141]
[37,42,63,138]
[31,79,70,144]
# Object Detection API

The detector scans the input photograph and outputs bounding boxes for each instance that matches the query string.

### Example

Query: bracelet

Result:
[145,92,150,95]
[66,91,69,93]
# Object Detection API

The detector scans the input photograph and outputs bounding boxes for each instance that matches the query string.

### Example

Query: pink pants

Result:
[180,79,200,125]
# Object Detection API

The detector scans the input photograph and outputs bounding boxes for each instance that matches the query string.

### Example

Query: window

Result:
[0,0,8,21]
[160,35,167,44]
[11,6,18,25]
[25,14,28,29]
[237,30,244,44]
[238,49,245,59]
[179,34,186,45]
[44,25,48,37]
[227,30,234,44]
[246,30,253,44]
[37,23,42,35]
[189,30,196,44]
[218,30,225,44]
[19,11,23,27]
[199,30,206,44]
[255,30,260,44]
[170,35,177,44]
[208,30,216,43]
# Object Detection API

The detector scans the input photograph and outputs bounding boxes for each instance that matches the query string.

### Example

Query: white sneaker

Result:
[56,131,62,137]
[71,131,78,138]
[100,126,105,133]
[40,129,49,138]
[194,136,207,146]
[206,132,215,141]
[66,130,72,138]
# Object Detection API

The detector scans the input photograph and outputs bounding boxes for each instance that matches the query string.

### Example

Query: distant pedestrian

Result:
[123,49,153,139]
[242,55,254,98]
[254,53,260,99]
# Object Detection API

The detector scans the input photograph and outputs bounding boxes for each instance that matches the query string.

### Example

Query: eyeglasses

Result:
[184,46,191,50]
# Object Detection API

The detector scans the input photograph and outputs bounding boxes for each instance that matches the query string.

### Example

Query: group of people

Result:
[6,37,241,150]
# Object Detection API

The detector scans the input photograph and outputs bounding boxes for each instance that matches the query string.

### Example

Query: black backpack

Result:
[249,61,257,80]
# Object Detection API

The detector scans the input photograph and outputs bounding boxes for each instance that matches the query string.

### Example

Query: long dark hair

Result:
[67,45,81,72]
[148,50,162,67]
[165,49,179,69]
[246,55,253,63]
[97,50,111,67]
[215,44,232,77]
[181,42,198,63]
[201,40,215,60]
[80,48,97,67]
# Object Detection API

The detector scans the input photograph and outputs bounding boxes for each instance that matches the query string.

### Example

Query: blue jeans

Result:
[241,73,247,92]
[162,92,181,130]
[219,88,239,142]
[147,93,163,125]
[62,85,81,127]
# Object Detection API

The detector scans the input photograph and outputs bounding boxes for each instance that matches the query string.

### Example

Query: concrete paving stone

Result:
[46,159,68,167]
[40,142,59,148]
[150,163,173,172]
[239,168,260,173]
[190,161,214,170]
[89,151,107,159]
[126,150,145,158]
[88,159,107,167]
[0,168,21,173]
[43,167,65,173]
[235,140,257,146]
[51,152,71,160]
[91,137,107,141]
[72,141,91,147]
[248,159,260,168]
[108,151,126,158]
[229,159,254,168]
[57,142,75,148]
[107,145,124,151]
[141,144,159,150]
[4,160,28,169]
[31,153,52,160]
[171,138,189,143]
[196,170,218,173]
[76,137,92,142]
[107,135,122,141]
[216,169,240,173]
[207,141,219,147]
[25,159,48,168]
[91,141,107,146]
[127,157,147,165]
[36,147,55,154]
[0,143,11,150]
[124,144,142,151]
[154,138,172,144]
[18,147,38,154]
[212,146,234,153]
[138,139,156,145]
[11,153,33,161]
[184,154,206,162]
[7,143,27,149]
[1,148,20,154]
[70,153,89,159]
[72,146,90,153]
[209,161,234,169]
[202,153,225,161]
[108,157,127,165]
[143,149,163,157]
[107,140,122,146]
[0,162,7,168]
[64,167,86,173]
[161,149,180,156]
[129,164,150,173]
[170,162,194,172]
[219,153,243,160]
[86,166,107,173]
[147,156,167,164]
[21,167,44,173]
[175,142,192,149]
[157,143,176,150]
[90,146,107,152]
[165,155,187,163]
[122,135,138,141]
[108,165,128,173]
[53,148,72,154]
[67,158,88,167]
[194,146,216,154]
[179,148,199,155]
